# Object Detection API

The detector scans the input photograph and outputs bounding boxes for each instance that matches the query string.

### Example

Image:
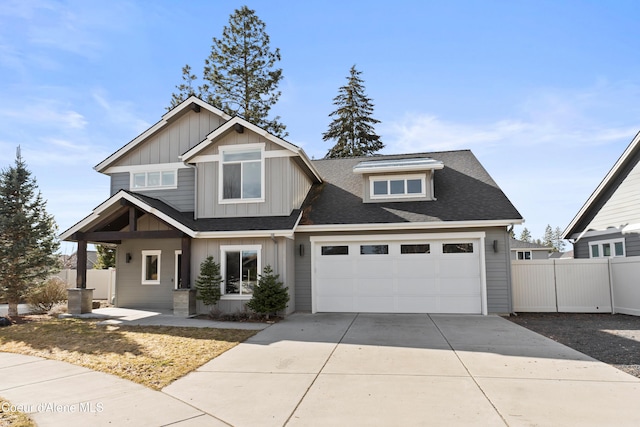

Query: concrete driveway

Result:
[164,313,640,426]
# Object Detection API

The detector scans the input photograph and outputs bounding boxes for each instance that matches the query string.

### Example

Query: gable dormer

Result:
[181,116,321,218]
[352,157,444,203]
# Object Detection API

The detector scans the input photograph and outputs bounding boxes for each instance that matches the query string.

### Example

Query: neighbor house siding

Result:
[115,238,181,310]
[509,250,550,260]
[113,110,225,167]
[574,231,640,258]
[585,154,640,231]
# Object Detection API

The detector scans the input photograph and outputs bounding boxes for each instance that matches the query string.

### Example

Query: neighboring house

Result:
[549,250,573,259]
[60,251,98,270]
[563,131,640,258]
[509,238,553,260]
[61,97,523,315]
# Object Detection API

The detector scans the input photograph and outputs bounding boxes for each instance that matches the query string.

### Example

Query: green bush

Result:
[195,256,222,313]
[26,277,68,313]
[246,265,289,320]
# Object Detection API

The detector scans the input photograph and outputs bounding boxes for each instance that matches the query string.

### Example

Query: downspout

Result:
[270,233,278,274]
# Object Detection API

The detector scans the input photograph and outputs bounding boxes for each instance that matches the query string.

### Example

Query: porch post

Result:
[68,239,94,314]
[76,240,87,289]
[180,236,191,289]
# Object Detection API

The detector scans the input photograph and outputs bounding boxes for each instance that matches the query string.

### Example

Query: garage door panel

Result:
[354,296,396,312]
[355,259,394,278]
[314,237,483,314]
[356,278,394,296]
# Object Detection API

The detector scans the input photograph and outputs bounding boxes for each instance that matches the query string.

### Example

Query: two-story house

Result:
[61,97,523,316]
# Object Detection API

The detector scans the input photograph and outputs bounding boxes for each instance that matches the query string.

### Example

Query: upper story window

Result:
[589,238,625,258]
[219,144,264,203]
[370,174,426,199]
[131,170,177,190]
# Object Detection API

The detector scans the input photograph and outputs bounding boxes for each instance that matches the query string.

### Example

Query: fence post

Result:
[608,258,615,314]
[553,259,559,312]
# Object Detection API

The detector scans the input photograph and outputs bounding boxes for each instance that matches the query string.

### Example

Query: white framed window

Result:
[589,238,625,258]
[219,144,265,203]
[516,251,532,260]
[131,170,177,190]
[369,174,426,199]
[141,250,161,285]
[221,245,261,297]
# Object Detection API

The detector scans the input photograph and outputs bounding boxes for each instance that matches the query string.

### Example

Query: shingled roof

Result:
[301,150,522,226]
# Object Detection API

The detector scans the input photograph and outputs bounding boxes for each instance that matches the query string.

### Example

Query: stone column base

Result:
[67,288,94,315]
[173,289,197,317]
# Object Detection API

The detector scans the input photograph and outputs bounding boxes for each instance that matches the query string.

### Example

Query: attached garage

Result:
[311,233,487,314]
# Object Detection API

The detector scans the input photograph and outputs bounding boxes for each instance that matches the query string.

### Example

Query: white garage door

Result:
[313,236,484,314]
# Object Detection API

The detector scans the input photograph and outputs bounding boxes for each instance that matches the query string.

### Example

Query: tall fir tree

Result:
[519,227,532,243]
[323,65,383,158]
[553,226,566,252]
[542,224,554,248]
[0,148,60,317]
[168,6,286,137]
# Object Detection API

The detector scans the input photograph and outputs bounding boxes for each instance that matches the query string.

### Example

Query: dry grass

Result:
[0,318,257,390]
[0,398,35,427]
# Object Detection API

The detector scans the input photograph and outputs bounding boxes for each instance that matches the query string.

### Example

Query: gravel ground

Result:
[507,313,640,378]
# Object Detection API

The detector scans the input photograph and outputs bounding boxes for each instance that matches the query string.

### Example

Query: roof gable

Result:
[563,130,640,238]
[95,97,231,173]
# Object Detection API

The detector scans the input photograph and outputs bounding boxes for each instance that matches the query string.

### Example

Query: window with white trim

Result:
[141,250,161,285]
[219,145,264,202]
[369,174,426,199]
[589,238,625,258]
[131,170,177,190]
[516,250,532,260]
[221,245,261,296]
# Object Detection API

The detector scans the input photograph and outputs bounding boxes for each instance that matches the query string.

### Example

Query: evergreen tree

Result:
[246,265,288,320]
[323,65,383,158]
[553,226,566,252]
[519,227,532,243]
[0,148,60,317]
[195,256,222,312]
[543,224,554,248]
[168,6,286,137]
[94,245,116,269]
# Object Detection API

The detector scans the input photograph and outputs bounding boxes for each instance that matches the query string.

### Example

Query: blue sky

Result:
[1,0,640,255]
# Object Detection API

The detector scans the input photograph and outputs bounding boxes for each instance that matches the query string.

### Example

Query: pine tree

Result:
[0,147,60,317]
[323,65,383,158]
[553,226,566,252]
[543,224,554,248]
[519,227,532,243]
[168,6,286,137]
[246,265,289,320]
[195,256,222,312]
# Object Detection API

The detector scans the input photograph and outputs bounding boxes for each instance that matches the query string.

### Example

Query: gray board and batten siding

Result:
[573,231,640,258]
[194,129,313,218]
[294,227,514,314]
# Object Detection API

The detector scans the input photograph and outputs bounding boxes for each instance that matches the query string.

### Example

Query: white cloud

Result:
[91,89,151,136]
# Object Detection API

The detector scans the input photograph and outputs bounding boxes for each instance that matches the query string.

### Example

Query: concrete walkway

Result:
[2,313,640,426]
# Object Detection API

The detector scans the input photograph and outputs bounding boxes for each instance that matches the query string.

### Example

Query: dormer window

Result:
[353,157,444,203]
[370,174,426,199]
[219,144,265,203]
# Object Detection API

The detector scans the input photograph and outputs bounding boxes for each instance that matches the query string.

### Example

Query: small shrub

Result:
[195,256,222,314]
[26,278,68,313]
[246,265,289,320]
[48,303,68,317]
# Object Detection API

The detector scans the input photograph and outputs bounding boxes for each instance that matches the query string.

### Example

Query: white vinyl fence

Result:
[54,268,116,302]
[512,258,640,315]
